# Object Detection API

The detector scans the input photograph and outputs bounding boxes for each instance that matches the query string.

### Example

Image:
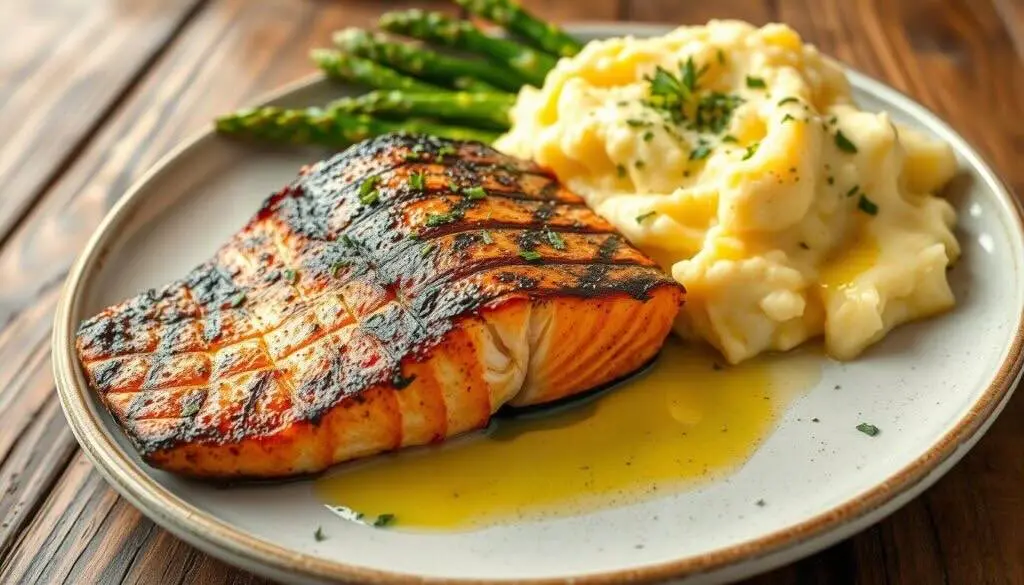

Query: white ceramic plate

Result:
[54,24,1024,584]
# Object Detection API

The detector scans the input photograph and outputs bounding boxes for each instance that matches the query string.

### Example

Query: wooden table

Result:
[1,0,1021,583]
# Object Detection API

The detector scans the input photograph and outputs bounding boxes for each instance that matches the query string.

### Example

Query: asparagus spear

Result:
[379,10,556,87]
[333,29,517,93]
[329,90,514,130]
[215,106,501,147]
[311,49,444,92]
[454,0,583,58]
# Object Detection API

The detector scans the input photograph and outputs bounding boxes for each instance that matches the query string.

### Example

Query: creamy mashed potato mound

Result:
[496,20,960,363]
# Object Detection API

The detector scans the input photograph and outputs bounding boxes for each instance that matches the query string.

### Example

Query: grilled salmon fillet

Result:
[76,134,683,479]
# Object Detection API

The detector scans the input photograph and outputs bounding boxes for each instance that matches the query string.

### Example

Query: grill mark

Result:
[341,151,540,179]
[338,159,554,194]
[409,263,674,330]
[371,222,619,269]
[408,256,660,296]
[237,370,274,441]
[333,187,589,241]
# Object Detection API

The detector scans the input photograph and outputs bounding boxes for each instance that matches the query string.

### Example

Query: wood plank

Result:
[627,0,777,25]
[517,0,622,22]
[0,0,205,246]
[992,0,1024,61]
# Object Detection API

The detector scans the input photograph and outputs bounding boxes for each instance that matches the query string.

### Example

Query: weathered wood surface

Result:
[0,0,1020,583]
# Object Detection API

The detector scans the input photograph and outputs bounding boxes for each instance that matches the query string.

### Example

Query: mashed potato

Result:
[497,20,960,363]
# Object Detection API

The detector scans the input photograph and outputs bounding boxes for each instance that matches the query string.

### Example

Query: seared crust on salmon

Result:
[76,134,683,478]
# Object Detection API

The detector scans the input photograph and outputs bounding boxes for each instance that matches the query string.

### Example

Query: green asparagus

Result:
[379,10,556,87]
[215,106,501,148]
[311,49,444,91]
[333,29,518,93]
[328,90,514,130]
[454,0,583,58]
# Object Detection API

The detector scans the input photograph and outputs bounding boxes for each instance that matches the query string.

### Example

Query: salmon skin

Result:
[76,134,684,479]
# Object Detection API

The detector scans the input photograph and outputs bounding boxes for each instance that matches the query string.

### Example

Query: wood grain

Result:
[0,0,1021,584]
[993,0,1024,60]
[0,0,205,247]
[518,0,622,22]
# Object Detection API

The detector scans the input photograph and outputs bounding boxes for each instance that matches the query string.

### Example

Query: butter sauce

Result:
[315,338,821,530]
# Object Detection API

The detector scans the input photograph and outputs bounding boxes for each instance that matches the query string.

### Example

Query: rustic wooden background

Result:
[0,0,1021,583]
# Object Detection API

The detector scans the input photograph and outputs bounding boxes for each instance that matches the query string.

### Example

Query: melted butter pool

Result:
[315,338,821,530]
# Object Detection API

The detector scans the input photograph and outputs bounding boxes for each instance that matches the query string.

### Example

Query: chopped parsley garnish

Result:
[373,513,396,527]
[481,230,494,245]
[689,141,712,161]
[314,526,327,541]
[425,212,458,227]
[341,234,354,247]
[230,293,246,308]
[716,48,726,64]
[546,230,566,250]
[741,142,760,161]
[682,57,705,93]
[635,211,657,224]
[781,113,796,123]
[180,401,200,417]
[360,190,380,206]
[856,422,880,437]
[283,268,297,284]
[834,130,858,153]
[642,130,654,142]
[436,145,457,157]
[626,118,651,128]
[634,160,646,169]
[463,186,487,200]
[420,243,435,257]
[646,57,705,109]
[359,176,381,205]
[403,152,421,161]
[616,164,627,178]
[694,92,744,134]
[408,171,426,190]
[519,250,542,262]
[647,65,690,104]
[721,134,738,143]
[745,76,767,89]
[331,261,349,277]
[777,96,800,106]
[845,185,860,198]
[858,194,879,215]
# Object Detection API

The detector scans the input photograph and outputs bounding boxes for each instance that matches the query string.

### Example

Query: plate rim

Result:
[52,23,1024,584]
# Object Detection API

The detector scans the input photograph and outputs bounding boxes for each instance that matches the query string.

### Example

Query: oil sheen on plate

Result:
[315,337,822,530]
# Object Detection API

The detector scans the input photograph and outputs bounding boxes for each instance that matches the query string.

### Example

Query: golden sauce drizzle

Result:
[819,235,880,293]
[315,338,821,530]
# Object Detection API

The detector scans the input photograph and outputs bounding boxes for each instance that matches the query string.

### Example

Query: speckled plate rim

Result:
[52,23,1024,585]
